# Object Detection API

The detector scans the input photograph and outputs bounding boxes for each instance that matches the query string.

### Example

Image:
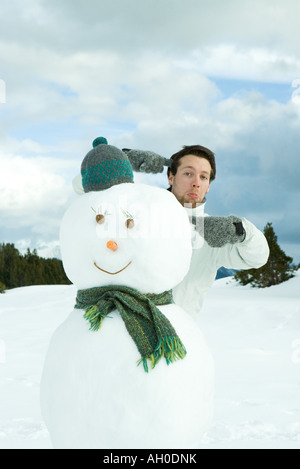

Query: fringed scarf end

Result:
[137,337,187,372]
[83,305,104,331]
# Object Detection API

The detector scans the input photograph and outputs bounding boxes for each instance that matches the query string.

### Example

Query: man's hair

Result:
[167,145,216,184]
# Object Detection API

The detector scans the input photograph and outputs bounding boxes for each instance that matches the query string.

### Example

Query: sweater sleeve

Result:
[215,218,269,270]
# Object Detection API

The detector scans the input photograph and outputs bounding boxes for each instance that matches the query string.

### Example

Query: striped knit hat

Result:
[81,137,134,192]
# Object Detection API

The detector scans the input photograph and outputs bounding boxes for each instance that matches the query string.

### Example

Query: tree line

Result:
[0,243,71,293]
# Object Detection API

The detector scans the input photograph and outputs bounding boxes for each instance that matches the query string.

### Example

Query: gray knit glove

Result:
[192,215,246,247]
[122,148,172,173]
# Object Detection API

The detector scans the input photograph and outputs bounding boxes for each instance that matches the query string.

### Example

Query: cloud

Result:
[0,150,77,239]
[1,0,300,262]
[176,46,300,84]
[25,0,300,58]
[2,0,300,74]
[2,0,300,140]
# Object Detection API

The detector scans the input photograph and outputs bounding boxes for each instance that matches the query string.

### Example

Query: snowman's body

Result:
[40,183,214,449]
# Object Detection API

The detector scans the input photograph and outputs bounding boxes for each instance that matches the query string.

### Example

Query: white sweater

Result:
[172,201,270,320]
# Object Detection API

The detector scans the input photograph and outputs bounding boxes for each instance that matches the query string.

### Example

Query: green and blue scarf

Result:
[74,285,187,372]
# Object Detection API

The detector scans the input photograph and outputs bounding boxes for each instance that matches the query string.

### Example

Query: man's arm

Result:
[219,219,269,270]
[122,148,171,173]
[194,215,269,270]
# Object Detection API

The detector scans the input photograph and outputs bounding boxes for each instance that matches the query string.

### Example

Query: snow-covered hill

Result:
[0,272,299,449]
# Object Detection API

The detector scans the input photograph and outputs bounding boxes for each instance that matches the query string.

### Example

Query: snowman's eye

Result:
[125,218,135,229]
[96,214,105,224]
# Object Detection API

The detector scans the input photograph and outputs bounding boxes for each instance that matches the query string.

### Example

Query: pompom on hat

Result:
[80,137,134,192]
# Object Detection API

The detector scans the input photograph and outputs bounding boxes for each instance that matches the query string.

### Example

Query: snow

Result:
[0,272,300,449]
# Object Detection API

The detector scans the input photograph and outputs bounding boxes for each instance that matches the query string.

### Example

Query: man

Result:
[165,145,269,318]
[124,144,269,319]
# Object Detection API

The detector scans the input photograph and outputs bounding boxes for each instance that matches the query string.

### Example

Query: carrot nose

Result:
[106,240,118,251]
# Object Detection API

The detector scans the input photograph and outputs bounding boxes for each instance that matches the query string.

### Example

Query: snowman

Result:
[40,137,214,449]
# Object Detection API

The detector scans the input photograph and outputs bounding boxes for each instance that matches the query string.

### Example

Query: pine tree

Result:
[234,222,297,288]
[0,280,6,293]
[0,243,22,288]
[0,247,5,290]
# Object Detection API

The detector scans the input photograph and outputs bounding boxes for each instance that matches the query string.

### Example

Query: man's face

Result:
[168,154,211,208]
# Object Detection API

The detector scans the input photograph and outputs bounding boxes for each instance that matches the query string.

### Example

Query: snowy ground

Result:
[0,272,299,449]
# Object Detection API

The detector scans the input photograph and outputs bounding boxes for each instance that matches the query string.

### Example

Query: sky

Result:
[0,0,300,263]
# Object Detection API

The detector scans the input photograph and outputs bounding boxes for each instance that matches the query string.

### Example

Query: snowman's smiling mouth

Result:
[94,261,132,275]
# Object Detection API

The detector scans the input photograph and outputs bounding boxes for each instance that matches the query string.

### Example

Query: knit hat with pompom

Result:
[81,137,134,192]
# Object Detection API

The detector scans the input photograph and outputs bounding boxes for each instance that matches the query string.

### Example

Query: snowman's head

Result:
[60,182,192,294]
